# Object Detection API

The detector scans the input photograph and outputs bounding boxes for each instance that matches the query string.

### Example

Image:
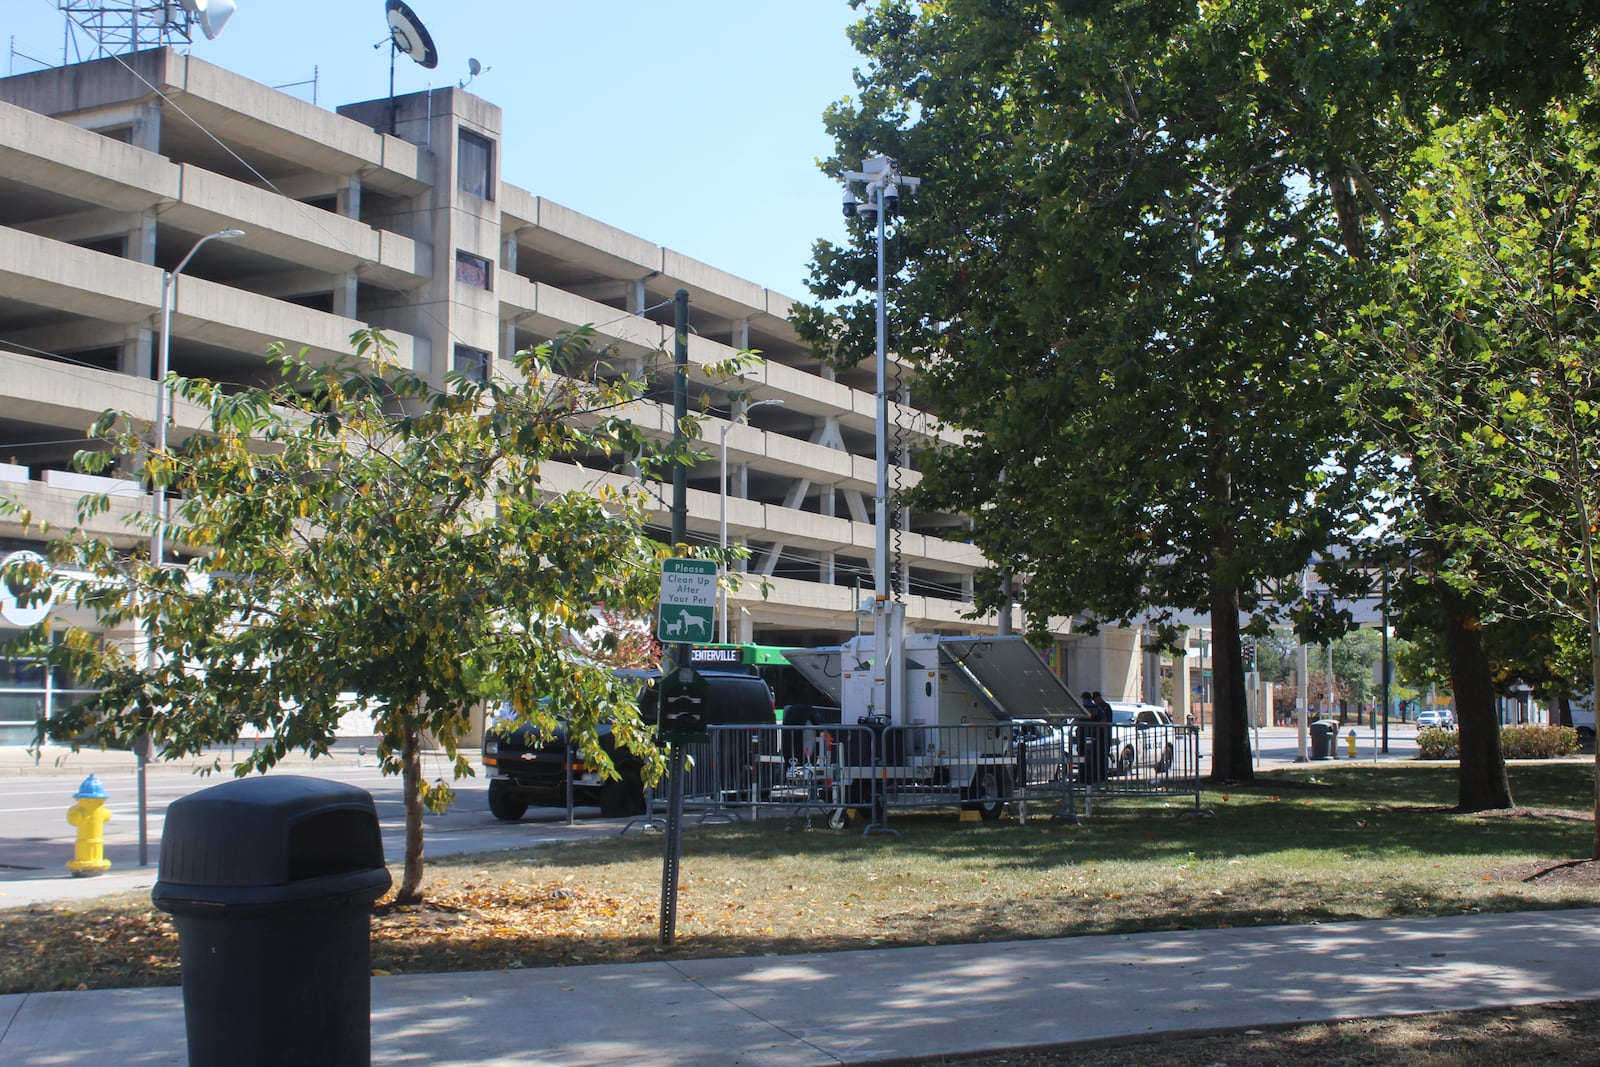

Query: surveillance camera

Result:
[883,182,900,215]
[842,188,858,218]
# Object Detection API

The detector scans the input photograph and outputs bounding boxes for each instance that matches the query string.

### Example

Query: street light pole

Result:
[139,227,245,865]
[840,155,919,723]
[718,397,783,643]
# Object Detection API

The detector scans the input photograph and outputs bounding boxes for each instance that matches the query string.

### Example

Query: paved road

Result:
[0,744,637,906]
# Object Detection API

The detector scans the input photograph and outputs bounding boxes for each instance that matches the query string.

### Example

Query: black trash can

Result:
[1310,719,1337,760]
[152,776,392,1067]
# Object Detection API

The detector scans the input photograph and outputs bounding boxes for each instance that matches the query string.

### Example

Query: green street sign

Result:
[657,557,716,643]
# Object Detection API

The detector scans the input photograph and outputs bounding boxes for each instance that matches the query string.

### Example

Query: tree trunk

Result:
[396,724,426,904]
[1439,597,1513,813]
[1589,588,1600,859]
[1208,579,1254,782]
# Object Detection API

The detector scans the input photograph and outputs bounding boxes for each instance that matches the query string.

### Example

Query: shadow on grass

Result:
[491,762,1595,875]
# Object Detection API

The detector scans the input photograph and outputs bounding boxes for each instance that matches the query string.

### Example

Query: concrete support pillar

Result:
[501,231,519,274]
[732,318,750,352]
[129,102,161,153]
[820,488,836,584]
[332,271,359,318]
[1143,641,1164,706]
[122,325,153,379]
[126,210,157,266]
[502,320,519,367]
[337,174,362,221]
[1172,645,1192,726]
[731,462,751,576]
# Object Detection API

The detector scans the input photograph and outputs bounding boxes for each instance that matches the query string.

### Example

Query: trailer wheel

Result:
[488,779,529,822]
[962,768,1010,821]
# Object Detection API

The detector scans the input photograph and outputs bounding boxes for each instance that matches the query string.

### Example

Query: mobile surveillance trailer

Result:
[783,633,1087,818]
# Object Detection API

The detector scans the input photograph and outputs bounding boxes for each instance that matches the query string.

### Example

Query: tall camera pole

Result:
[840,156,919,725]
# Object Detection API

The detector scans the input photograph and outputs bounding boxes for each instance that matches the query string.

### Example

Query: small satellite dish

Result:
[459,56,490,89]
[385,0,439,70]
[179,0,237,40]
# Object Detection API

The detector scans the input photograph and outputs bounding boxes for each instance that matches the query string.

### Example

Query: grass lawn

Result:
[5,760,1599,997]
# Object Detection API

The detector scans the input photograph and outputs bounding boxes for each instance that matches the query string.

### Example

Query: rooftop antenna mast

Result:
[377,0,438,136]
[58,1,237,59]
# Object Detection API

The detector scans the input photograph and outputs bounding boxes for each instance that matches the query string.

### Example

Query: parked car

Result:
[1107,702,1177,775]
[1416,708,1455,730]
[483,670,777,820]
[1012,718,1070,786]
[1568,699,1595,748]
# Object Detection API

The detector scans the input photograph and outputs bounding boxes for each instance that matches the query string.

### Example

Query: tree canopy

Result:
[800,0,1385,780]
[3,329,688,902]
[1345,94,1600,830]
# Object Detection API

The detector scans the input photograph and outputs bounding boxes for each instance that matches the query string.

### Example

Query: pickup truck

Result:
[483,670,777,819]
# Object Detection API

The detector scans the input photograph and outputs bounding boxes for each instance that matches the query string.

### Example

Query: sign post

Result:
[659,291,693,949]
[655,551,715,947]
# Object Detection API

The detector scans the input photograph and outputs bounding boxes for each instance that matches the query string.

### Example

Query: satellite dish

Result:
[178,0,237,40]
[198,0,236,39]
[459,56,490,89]
[385,0,439,70]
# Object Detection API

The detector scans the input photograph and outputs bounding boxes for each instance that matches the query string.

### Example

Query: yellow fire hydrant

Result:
[1346,729,1358,759]
[66,774,112,876]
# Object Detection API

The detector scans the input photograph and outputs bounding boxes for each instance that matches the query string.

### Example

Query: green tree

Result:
[1331,629,1384,712]
[799,0,1377,781]
[3,329,686,902]
[1348,97,1600,834]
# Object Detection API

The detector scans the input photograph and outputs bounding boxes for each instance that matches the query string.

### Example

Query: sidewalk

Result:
[4,908,1599,1065]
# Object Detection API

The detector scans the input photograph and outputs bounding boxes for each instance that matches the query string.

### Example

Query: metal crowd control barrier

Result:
[1056,720,1208,821]
[652,723,881,830]
[654,718,1208,832]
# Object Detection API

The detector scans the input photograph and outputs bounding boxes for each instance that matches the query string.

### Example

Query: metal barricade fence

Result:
[678,723,879,825]
[674,719,1207,829]
[1061,720,1205,820]
[876,722,1024,821]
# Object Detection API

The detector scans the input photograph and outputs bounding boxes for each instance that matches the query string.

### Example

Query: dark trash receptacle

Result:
[152,775,392,1067]
[1310,719,1338,760]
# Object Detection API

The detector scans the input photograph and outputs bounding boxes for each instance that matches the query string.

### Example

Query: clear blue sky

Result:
[8,0,866,301]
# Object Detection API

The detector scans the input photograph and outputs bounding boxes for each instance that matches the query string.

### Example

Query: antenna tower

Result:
[58,1,235,60]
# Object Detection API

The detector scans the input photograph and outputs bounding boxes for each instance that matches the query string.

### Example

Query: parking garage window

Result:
[455,251,492,290]
[453,345,489,383]
[458,129,494,200]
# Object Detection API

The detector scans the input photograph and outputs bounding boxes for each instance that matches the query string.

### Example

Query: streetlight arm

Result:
[139,227,244,869]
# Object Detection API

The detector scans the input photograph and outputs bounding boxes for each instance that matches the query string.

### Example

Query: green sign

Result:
[657,557,717,643]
